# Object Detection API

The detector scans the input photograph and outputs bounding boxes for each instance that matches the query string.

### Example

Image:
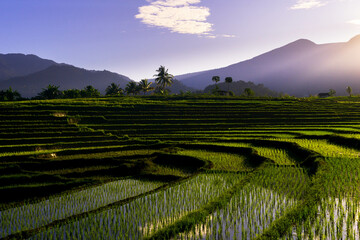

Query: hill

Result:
[177,35,360,96]
[0,53,196,97]
[0,53,56,81]
[0,64,132,97]
[163,79,196,94]
[203,80,279,96]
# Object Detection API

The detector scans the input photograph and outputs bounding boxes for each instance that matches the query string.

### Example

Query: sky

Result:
[1,0,360,81]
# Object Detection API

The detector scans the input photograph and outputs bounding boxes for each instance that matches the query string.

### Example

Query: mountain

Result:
[177,35,360,96]
[0,53,197,97]
[204,80,279,97]
[164,79,196,94]
[0,64,132,97]
[146,78,196,95]
[0,54,56,81]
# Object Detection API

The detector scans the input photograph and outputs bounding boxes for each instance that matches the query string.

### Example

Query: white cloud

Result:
[221,34,236,38]
[151,0,201,7]
[291,0,328,9]
[135,0,213,35]
[348,19,360,25]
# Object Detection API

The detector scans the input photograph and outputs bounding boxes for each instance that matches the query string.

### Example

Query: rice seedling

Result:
[177,150,250,171]
[4,96,360,239]
[210,142,296,165]
[29,173,246,240]
[177,186,297,240]
[279,138,360,158]
[0,179,164,238]
[283,197,360,240]
[175,166,309,239]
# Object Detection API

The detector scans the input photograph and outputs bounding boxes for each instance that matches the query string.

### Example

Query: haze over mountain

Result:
[177,35,360,96]
[204,81,278,97]
[0,63,132,98]
[0,54,56,81]
[0,53,194,97]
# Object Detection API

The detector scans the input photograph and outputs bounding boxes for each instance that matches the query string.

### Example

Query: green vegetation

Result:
[0,179,164,237]
[154,65,174,94]
[177,150,250,171]
[2,96,360,239]
[29,173,246,239]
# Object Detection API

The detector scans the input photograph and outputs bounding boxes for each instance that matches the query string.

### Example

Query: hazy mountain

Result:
[165,79,196,94]
[204,80,279,97]
[177,35,360,96]
[146,79,196,95]
[0,53,197,97]
[0,54,56,81]
[0,64,132,97]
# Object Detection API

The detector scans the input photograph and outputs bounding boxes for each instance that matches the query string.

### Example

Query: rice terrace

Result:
[1,95,360,239]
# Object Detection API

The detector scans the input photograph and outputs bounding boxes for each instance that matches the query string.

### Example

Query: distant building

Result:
[318,93,330,98]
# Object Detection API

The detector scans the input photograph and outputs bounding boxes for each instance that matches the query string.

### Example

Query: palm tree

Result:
[225,77,233,92]
[125,82,138,96]
[38,85,62,99]
[138,79,154,95]
[154,66,174,93]
[212,76,220,85]
[106,83,123,96]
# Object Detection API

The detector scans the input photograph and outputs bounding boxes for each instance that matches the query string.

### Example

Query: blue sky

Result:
[1,0,360,81]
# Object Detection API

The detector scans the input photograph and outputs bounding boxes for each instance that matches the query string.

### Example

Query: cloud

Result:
[348,19,360,25]
[151,0,201,7]
[221,34,236,38]
[135,0,213,35]
[291,0,328,9]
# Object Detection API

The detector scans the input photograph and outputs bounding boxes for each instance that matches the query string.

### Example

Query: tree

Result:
[37,85,62,99]
[125,82,138,95]
[62,89,81,98]
[81,85,100,98]
[106,83,123,96]
[0,87,22,101]
[212,76,220,85]
[329,89,336,97]
[154,66,174,93]
[346,86,352,97]
[244,88,255,97]
[138,79,154,95]
[225,77,233,92]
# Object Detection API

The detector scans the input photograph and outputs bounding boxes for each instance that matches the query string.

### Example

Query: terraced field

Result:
[1,96,360,239]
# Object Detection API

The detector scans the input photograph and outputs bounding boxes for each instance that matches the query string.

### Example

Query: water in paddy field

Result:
[0,179,163,238]
[28,173,245,240]
[283,197,360,240]
[176,186,298,240]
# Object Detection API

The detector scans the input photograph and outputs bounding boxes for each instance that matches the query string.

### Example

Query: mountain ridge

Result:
[0,53,57,81]
[0,64,132,97]
[177,35,360,96]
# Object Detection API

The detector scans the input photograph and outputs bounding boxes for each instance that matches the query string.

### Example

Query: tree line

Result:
[211,75,255,96]
[0,66,175,100]
[0,65,355,101]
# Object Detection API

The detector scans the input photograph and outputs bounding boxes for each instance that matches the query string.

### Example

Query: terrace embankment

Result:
[2,96,360,239]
